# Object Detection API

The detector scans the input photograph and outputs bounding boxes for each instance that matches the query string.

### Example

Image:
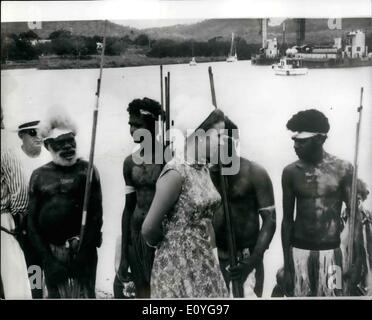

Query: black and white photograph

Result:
[1,0,371,302]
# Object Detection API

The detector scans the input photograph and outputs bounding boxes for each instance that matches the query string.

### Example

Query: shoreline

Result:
[2,56,372,71]
[1,55,230,70]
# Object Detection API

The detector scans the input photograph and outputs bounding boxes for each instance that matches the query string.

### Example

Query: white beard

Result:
[49,149,77,167]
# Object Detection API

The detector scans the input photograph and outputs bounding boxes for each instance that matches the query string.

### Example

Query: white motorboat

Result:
[272,57,308,75]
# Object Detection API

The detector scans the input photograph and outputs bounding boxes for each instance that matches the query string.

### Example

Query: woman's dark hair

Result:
[224,115,239,157]
[196,109,225,132]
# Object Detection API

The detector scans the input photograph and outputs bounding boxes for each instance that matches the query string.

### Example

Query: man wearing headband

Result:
[281,109,358,296]
[27,117,103,298]
[114,97,164,298]
[210,116,276,297]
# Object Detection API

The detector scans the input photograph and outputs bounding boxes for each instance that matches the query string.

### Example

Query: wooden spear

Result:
[346,87,364,296]
[79,20,107,251]
[208,66,243,297]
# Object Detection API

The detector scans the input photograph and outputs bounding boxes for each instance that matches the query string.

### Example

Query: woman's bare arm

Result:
[141,170,183,246]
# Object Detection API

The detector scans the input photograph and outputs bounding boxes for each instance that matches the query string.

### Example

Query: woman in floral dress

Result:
[142,108,229,298]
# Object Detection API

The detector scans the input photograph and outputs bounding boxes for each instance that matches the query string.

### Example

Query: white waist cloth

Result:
[1,213,32,299]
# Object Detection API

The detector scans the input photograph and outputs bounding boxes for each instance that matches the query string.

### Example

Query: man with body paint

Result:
[27,115,103,298]
[114,98,164,298]
[281,109,360,296]
[210,116,276,297]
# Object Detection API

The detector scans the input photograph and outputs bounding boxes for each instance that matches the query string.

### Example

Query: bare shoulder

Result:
[123,154,134,167]
[30,162,53,186]
[282,161,299,176]
[242,158,270,181]
[123,154,136,182]
[32,161,54,175]
[248,160,269,176]
[123,154,136,172]
[158,168,183,184]
[238,158,273,190]
[327,153,353,172]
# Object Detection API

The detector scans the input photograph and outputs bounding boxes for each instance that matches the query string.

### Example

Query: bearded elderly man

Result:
[27,117,103,298]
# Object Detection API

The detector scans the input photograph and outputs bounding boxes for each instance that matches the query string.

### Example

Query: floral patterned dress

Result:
[151,159,229,298]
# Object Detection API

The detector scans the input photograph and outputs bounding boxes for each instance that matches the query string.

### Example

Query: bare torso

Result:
[126,156,163,232]
[210,158,273,251]
[286,152,352,249]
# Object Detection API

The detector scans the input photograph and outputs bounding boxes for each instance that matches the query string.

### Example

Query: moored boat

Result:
[189,57,197,66]
[272,57,308,76]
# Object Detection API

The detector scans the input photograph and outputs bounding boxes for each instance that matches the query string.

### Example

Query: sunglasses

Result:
[21,129,38,137]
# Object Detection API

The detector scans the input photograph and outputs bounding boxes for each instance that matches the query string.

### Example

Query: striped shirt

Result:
[1,147,28,217]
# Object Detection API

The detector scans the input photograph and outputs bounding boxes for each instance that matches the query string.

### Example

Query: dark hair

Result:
[127,98,163,133]
[357,179,369,201]
[127,98,163,119]
[286,109,330,133]
[197,109,225,132]
[225,115,239,140]
[224,115,239,156]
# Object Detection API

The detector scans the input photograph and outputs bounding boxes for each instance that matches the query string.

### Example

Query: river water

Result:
[2,60,371,297]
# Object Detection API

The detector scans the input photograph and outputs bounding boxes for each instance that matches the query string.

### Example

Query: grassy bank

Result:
[1,54,230,70]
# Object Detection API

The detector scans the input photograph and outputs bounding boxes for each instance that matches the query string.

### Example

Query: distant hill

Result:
[2,18,371,45]
[144,18,372,44]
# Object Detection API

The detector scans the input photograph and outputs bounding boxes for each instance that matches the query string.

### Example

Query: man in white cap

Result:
[16,120,51,298]
[26,115,103,298]
[17,121,42,158]
[281,109,360,296]
[16,120,51,182]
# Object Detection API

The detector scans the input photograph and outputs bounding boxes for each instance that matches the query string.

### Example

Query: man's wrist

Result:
[248,252,263,263]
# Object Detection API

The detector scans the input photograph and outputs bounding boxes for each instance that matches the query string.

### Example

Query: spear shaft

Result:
[346,87,364,296]
[79,20,107,251]
[208,66,243,297]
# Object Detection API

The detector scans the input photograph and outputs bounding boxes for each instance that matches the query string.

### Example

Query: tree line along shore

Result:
[1,29,262,69]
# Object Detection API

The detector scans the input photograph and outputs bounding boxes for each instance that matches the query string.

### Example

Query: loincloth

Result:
[48,236,96,298]
[290,246,343,297]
